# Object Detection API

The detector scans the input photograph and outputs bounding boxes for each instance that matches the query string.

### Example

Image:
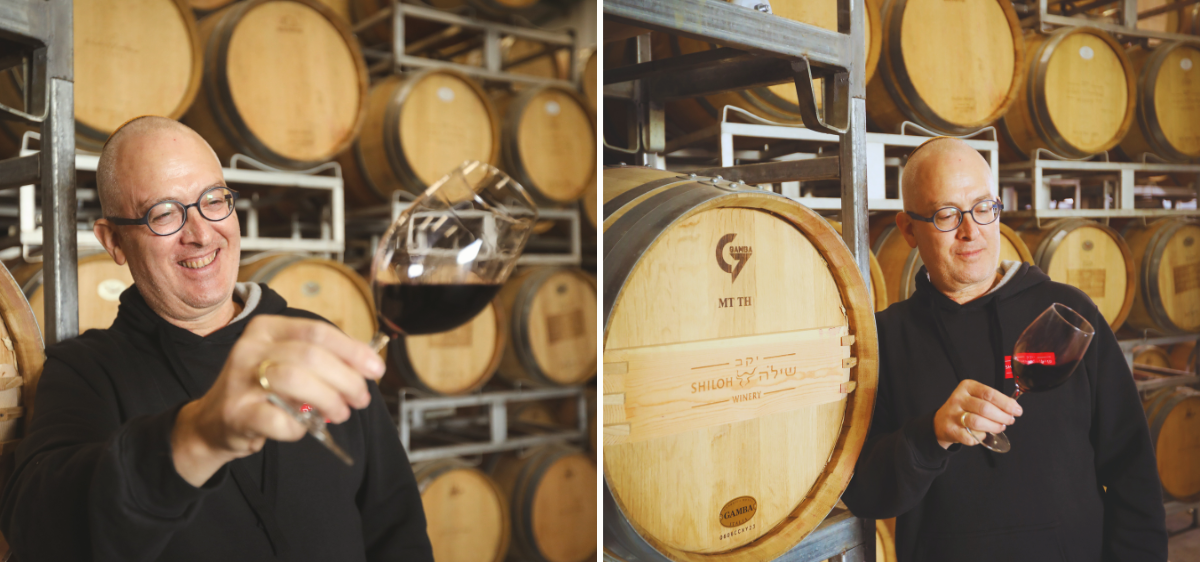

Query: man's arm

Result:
[1087,314,1167,561]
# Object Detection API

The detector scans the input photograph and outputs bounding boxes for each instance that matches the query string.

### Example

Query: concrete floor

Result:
[1169,510,1200,562]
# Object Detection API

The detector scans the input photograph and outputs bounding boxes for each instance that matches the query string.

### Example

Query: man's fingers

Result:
[963,396,1017,426]
[260,361,354,423]
[961,411,1007,435]
[243,402,308,443]
[962,380,1024,417]
[273,342,372,410]
[247,316,385,379]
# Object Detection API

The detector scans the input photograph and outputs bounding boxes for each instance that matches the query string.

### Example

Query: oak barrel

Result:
[1118,43,1200,163]
[492,445,597,562]
[827,219,889,312]
[1018,219,1135,330]
[998,27,1136,160]
[1143,386,1200,501]
[183,0,368,170]
[0,0,202,152]
[12,253,134,334]
[238,254,376,342]
[582,49,597,113]
[496,267,597,387]
[415,458,510,562]
[871,217,1032,307]
[1169,341,1197,372]
[338,70,499,207]
[653,0,882,131]
[496,86,596,206]
[0,264,46,559]
[383,299,505,395]
[866,0,1024,134]
[1120,218,1200,334]
[1131,344,1172,368]
[602,166,878,561]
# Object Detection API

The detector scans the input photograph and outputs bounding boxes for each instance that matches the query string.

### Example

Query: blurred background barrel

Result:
[1131,344,1172,368]
[1121,218,1200,335]
[0,0,203,152]
[1169,341,1197,372]
[238,254,376,342]
[998,27,1136,160]
[865,0,1024,134]
[495,86,596,206]
[414,458,510,562]
[1018,219,1135,330]
[338,70,499,207]
[602,167,876,560]
[491,445,596,562]
[383,299,505,395]
[183,0,368,170]
[12,253,134,333]
[1143,386,1200,502]
[496,267,597,387]
[1118,42,1200,163]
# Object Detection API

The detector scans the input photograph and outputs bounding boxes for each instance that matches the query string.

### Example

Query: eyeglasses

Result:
[106,186,239,236]
[906,199,1003,232]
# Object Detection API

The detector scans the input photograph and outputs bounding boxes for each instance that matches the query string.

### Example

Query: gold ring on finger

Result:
[960,411,970,428]
[257,360,275,393]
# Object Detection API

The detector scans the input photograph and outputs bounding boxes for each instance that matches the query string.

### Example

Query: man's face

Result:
[898,148,1000,294]
[100,129,241,322]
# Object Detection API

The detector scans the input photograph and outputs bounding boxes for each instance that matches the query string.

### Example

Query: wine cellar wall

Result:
[603,0,1200,557]
[0,0,598,560]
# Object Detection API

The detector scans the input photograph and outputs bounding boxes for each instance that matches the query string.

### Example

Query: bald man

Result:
[841,138,1166,561]
[0,117,434,561]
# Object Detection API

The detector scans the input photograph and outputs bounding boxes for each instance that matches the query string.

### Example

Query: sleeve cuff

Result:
[903,412,958,469]
[112,402,226,519]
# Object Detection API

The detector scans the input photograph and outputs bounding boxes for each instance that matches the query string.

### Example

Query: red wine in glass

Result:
[376,283,502,336]
[971,303,1095,453]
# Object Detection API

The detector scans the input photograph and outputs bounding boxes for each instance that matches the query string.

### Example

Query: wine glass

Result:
[970,303,1095,453]
[368,161,538,349]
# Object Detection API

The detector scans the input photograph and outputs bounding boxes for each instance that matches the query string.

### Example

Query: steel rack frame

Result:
[4,135,347,258]
[396,385,589,462]
[354,0,579,89]
[1016,0,1200,44]
[0,0,76,344]
[603,0,874,559]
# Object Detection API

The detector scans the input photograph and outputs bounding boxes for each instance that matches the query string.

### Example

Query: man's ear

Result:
[896,211,918,249]
[93,219,127,266]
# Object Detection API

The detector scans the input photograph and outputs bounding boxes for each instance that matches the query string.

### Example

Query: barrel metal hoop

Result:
[352,139,389,203]
[513,447,568,560]
[512,267,565,387]
[1140,43,1194,163]
[383,74,429,196]
[602,175,694,223]
[1028,30,1082,158]
[1144,219,1186,334]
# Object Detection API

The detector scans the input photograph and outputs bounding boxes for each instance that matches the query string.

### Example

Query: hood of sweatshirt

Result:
[912,261,1051,313]
[112,283,288,347]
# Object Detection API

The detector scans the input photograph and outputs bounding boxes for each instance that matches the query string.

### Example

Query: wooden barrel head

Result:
[239,255,376,342]
[1043,31,1132,154]
[1150,45,1200,160]
[867,0,1021,134]
[507,87,596,204]
[75,0,201,140]
[1144,387,1200,501]
[1169,341,1196,372]
[400,72,497,186]
[871,222,922,305]
[399,301,503,395]
[500,268,597,386]
[606,187,869,555]
[19,253,134,334]
[1132,345,1172,368]
[1021,220,1134,330]
[531,453,597,562]
[998,222,1034,264]
[762,0,880,106]
[418,464,509,562]
[1122,218,1200,333]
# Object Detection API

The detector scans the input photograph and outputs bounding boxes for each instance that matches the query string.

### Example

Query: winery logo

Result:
[719,496,758,528]
[716,233,753,283]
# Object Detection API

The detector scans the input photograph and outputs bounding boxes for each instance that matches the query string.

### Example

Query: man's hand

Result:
[933,379,1023,449]
[171,316,386,486]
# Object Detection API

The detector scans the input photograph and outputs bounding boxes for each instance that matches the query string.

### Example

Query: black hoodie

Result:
[0,285,434,562]
[842,263,1167,562]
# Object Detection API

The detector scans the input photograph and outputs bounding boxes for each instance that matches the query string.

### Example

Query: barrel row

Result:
[0,0,596,204]
[605,0,1199,163]
[416,444,597,562]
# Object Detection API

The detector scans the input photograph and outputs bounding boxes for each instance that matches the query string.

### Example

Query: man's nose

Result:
[178,206,213,246]
[957,211,980,239]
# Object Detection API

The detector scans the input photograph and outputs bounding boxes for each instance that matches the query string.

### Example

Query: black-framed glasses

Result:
[106,186,239,236]
[906,199,1003,232]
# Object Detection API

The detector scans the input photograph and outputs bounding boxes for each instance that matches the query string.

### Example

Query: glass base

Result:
[968,428,1011,453]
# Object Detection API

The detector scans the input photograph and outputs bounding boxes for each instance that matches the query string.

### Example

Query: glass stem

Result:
[369,332,391,354]
[1010,387,1023,401]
